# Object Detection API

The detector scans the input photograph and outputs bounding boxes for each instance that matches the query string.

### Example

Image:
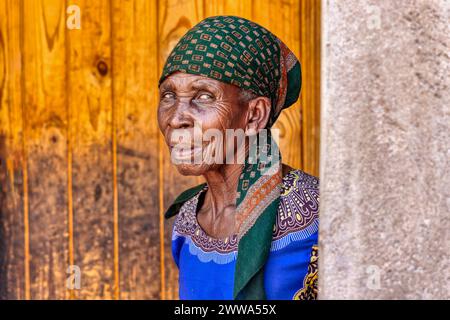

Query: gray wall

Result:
[319,0,449,299]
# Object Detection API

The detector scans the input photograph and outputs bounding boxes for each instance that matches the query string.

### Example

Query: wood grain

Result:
[66,0,115,299]
[204,0,253,18]
[0,0,26,299]
[20,0,69,299]
[111,0,161,299]
[300,0,320,177]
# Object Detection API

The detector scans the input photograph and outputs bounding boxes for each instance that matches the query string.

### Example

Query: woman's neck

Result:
[202,163,243,219]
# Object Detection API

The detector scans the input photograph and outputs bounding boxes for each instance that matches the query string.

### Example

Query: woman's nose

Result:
[168,101,193,129]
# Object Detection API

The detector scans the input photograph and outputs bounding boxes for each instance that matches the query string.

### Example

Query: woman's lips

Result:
[170,144,205,163]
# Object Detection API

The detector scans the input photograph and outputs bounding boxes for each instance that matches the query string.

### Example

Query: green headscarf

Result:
[162,16,302,300]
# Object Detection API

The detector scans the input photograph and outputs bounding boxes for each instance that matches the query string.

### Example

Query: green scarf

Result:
[162,16,302,299]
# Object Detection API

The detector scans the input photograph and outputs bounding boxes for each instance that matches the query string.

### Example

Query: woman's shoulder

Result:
[281,165,319,188]
[280,168,319,201]
[271,168,319,250]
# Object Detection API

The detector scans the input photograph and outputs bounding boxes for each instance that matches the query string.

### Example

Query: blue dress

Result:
[171,169,319,300]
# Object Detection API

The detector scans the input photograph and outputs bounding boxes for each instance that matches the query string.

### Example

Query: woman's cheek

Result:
[158,101,176,127]
[206,103,234,129]
[157,107,167,131]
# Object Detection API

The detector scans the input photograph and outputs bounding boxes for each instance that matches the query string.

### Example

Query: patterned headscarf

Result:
[159,15,301,127]
[161,16,302,300]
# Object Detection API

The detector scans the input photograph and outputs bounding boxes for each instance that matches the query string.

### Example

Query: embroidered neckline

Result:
[174,185,239,254]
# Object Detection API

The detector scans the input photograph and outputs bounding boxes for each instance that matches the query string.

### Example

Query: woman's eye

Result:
[161,92,175,100]
[197,93,213,101]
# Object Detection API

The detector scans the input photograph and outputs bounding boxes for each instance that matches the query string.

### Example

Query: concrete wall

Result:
[319,0,449,299]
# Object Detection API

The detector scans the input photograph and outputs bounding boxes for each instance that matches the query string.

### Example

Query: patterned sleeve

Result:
[293,244,318,300]
[264,169,319,300]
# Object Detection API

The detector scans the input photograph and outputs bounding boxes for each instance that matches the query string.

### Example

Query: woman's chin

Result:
[174,162,216,176]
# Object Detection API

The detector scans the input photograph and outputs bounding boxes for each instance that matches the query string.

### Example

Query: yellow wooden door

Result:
[0,0,320,299]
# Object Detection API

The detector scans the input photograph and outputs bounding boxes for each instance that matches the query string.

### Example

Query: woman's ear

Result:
[245,96,271,136]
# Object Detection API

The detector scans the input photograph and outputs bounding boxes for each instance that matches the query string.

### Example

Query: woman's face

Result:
[158,72,248,176]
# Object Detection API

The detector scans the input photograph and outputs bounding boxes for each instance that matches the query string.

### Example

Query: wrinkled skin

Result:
[158,71,290,238]
[158,72,248,176]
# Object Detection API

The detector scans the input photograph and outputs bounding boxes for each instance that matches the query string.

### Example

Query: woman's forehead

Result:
[161,72,212,87]
[160,71,236,91]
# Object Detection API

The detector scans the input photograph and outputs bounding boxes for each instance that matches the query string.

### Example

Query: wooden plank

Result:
[252,0,303,170]
[66,0,115,299]
[0,0,26,299]
[110,0,161,299]
[203,0,253,18]
[157,0,205,300]
[300,0,320,176]
[21,0,69,299]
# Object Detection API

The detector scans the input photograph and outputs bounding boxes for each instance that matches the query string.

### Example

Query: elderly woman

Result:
[158,16,319,300]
